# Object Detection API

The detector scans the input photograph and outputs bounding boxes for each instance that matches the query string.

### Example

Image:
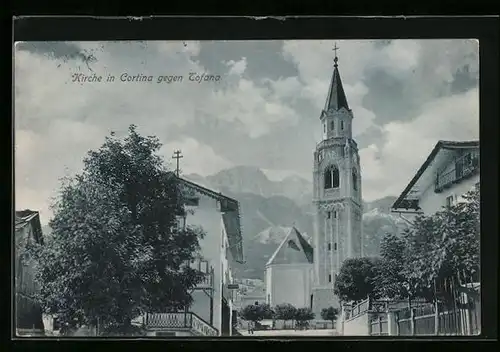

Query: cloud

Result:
[360,87,479,201]
[225,57,247,75]
[160,137,232,176]
[14,40,480,223]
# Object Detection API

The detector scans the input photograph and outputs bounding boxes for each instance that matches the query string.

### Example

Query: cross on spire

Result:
[172,150,183,177]
[333,42,339,67]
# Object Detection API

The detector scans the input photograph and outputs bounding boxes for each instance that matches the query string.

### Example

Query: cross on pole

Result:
[333,43,339,57]
[333,42,339,66]
[172,150,183,177]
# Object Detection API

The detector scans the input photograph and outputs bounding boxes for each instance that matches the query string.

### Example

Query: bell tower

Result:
[311,45,363,314]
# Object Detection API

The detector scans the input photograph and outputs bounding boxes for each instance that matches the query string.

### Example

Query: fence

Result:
[392,277,481,336]
[369,314,388,336]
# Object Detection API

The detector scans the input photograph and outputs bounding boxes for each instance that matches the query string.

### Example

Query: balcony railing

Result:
[435,155,479,193]
[145,312,218,336]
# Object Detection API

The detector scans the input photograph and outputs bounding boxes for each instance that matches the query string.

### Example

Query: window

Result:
[341,121,344,130]
[328,243,331,251]
[324,166,340,189]
[327,211,331,219]
[267,294,270,304]
[330,120,334,131]
[328,274,332,282]
[333,211,337,219]
[446,195,454,207]
[352,168,358,191]
[323,124,326,133]
[334,243,337,250]
[324,168,332,189]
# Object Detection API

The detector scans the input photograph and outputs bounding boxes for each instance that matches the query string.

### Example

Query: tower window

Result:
[328,243,331,251]
[327,211,331,219]
[324,169,332,189]
[323,124,326,133]
[333,211,337,218]
[332,168,339,188]
[324,166,340,189]
[341,121,344,130]
[334,243,337,250]
[352,168,358,191]
[328,274,332,282]
[330,120,334,131]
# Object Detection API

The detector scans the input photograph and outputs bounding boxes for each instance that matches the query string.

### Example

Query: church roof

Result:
[265,227,314,266]
[323,57,350,113]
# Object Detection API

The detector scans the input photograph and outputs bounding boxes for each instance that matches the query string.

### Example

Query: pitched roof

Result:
[15,210,44,245]
[391,140,480,210]
[266,227,314,266]
[169,173,244,264]
[323,61,350,113]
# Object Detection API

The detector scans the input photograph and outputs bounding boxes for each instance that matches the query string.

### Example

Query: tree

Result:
[239,303,273,326]
[333,257,381,304]
[375,188,480,309]
[273,303,297,329]
[403,188,480,302]
[294,308,315,330]
[28,125,206,335]
[320,306,339,327]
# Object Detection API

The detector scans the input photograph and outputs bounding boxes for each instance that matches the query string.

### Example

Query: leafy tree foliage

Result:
[333,257,381,303]
[294,307,315,328]
[320,306,339,325]
[239,303,273,324]
[375,188,480,307]
[273,303,297,328]
[28,125,206,334]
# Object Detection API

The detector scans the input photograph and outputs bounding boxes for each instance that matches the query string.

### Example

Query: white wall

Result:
[419,174,479,215]
[266,263,313,308]
[185,194,223,332]
[343,312,370,336]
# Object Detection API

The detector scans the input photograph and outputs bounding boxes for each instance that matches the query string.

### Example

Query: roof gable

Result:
[266,227,313,266]
[172,174,244,263]
[392,140,479,210]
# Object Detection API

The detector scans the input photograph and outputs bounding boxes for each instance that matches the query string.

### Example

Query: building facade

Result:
[265,227,314,308]
[311,54,363,315]
[15,210,45,336]
[391,140,480,218]
[145,175,244,337]
[390,140,480,336]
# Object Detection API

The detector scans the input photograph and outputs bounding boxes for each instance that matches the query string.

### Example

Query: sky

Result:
[14,40,479,224]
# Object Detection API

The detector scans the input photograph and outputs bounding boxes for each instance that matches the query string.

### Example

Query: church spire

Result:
[324,43,349,112]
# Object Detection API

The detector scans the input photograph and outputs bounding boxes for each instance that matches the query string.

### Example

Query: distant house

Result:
[391,140,480,219]
[265,227,314,309]
[144,174,245,337]
[15,210,45,336]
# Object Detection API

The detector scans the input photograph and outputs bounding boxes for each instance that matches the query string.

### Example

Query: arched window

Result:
[330,120,334,131]
[324,168,332,189]
[341,120,344,130]
[324,166,340,189]
[332,167,340,188]
[352,168,358,191]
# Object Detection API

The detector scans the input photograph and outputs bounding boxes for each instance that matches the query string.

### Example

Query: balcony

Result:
[145,312,218,336]
[435,154,479,193]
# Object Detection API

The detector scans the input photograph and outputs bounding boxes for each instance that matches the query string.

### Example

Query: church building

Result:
[265,227,314,308]
[310,50,363,315]
[263,49,363,318]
